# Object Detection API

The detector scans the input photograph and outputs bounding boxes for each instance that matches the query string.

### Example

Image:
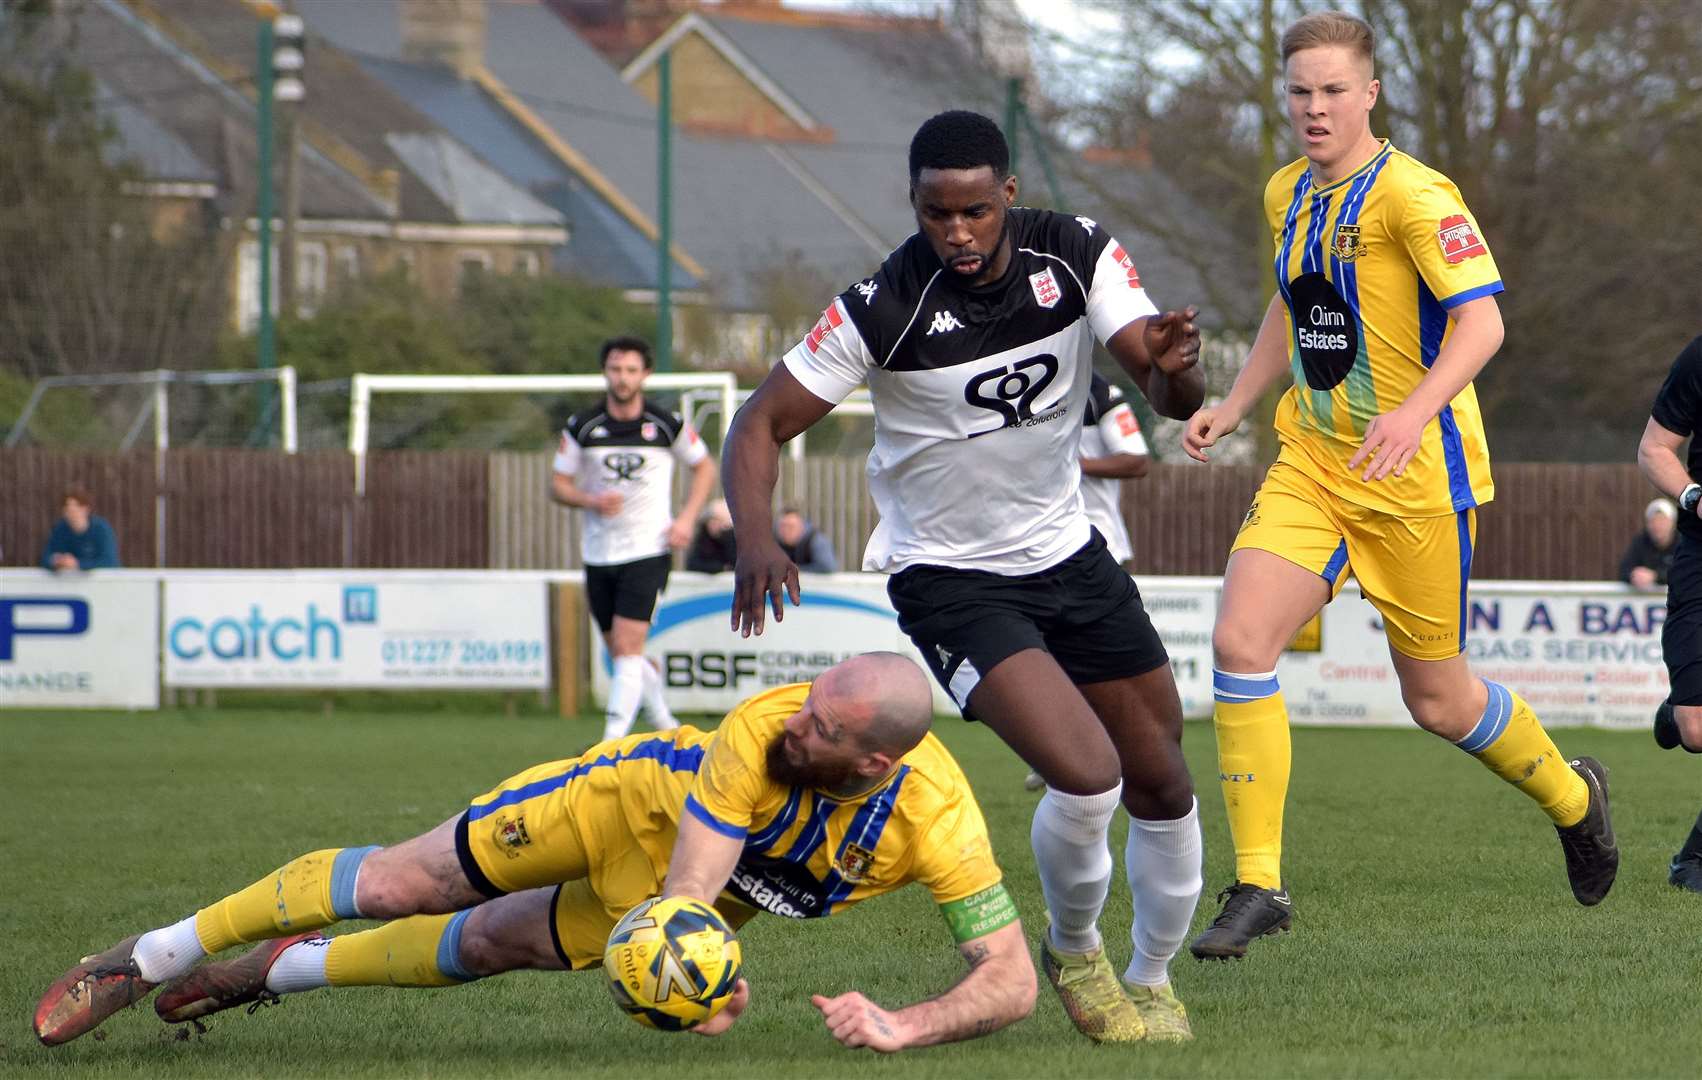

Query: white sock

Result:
[133,914,205,983]
[639,658,678,730]
[1123,798,1204,988]
[603,655,645,741]
[264,936,331,994]
[1030,783,1122,954]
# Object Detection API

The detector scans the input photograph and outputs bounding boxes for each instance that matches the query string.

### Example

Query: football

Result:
[604,896,743,1031]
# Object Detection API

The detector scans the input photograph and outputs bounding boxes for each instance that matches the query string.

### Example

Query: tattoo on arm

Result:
[868,1005,895,1039]
[963,942,991,970]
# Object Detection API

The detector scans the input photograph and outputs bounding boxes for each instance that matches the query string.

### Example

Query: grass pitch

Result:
[2,703,1698,1078]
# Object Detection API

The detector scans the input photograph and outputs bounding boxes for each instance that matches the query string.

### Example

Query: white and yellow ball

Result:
[604,896,742,1031]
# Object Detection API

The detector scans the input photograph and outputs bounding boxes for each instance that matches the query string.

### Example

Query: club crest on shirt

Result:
[1029,267,1061,309]
[641,421,658,441]
[1331,224,1365,261]
[836,842,876,883]
[1437,214,1487,264]
[493,814,532,858]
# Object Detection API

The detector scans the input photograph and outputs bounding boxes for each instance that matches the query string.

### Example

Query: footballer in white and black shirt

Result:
[720,111,1206,1035]
[1079,373,1152,565]
[551,336,715,745]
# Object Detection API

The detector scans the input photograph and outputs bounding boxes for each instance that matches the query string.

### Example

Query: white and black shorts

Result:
[887,529,1169,721]
[584,554,671,633]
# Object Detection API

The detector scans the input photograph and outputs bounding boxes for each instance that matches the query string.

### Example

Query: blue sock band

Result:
[1456,680,1513,754]
[1214,669,1280,704]
[436,909,478,982]
[329,845,380,920]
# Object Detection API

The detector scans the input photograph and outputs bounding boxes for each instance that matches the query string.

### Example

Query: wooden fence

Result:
[0,448,1660,580]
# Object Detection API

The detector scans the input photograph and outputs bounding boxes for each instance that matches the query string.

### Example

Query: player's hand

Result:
[1348,403,1427,481]
[590,491,624,516]
[1182,403,1242,462]
[1142,306,1201,376]
[812,991,906,1053]
[692,979,749,1037]
[665,516,693,550]
[732,538,800,638]
[1630,567,1658,591]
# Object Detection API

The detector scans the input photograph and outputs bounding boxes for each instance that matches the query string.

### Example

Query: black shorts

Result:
[1665,536,1702,705]
[887,529,1169,720]
[584,554,671,633]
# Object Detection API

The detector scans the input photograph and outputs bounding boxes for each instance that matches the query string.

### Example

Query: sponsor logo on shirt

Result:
[1331,223,1365,261]
[806,301,844,353]
[1438,214,1487,264]
[926,310,965,335]
[1110,243,1141,287]
[1029,267,1061,309]
[1116,408,1140,436]
[603,452,645,482]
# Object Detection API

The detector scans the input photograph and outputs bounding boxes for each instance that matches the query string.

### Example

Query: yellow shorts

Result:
[1231,459,1478,660]
[454,745,752,970]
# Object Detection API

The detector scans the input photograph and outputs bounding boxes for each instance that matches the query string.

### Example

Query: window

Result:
[457,248,492,292]
[335,245,360,284]
[236,239,280,333]
[516,250,541,277]
[297,241,327,316]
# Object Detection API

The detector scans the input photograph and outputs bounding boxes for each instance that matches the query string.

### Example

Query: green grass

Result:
[2,708,1698,1078]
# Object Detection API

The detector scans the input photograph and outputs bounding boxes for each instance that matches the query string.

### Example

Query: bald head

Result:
[815,652,934,757]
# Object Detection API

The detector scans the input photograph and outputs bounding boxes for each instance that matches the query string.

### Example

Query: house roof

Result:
[93,77,217,184]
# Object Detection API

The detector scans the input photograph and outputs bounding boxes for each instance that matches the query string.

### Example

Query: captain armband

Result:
[939,883,1018,945]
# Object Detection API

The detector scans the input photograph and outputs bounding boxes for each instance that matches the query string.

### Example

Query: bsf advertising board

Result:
[0,571,159,709]
[163,574,547,689]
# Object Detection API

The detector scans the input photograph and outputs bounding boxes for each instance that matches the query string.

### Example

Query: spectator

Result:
[686,499,738,573]
[776,506,837,573]
[1619,498,1678,591]
[39,487,120,571]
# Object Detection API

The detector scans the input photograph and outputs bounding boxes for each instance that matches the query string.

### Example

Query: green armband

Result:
[939,883,1018,945]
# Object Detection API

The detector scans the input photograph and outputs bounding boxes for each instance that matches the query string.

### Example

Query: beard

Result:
[765,734,858,792]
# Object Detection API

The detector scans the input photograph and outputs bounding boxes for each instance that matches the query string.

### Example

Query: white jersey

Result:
[1079,373,1149,563]
[553,399,707,566]
[782,208,1159,575]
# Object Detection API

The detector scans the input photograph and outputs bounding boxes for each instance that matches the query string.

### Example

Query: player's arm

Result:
[1082,396,1150,479]
[1183,291,1290,461]
[813,891,1033,1052]
[669,453,718,549]
[1348,295,1503,481]
[1080,451,1148,479]
[1105,313,1204,420]
[723,364,836,636]
[1638,417,1694,503]
[661,811,744,905]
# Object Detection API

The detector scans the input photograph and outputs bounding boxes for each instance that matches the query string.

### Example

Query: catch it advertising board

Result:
[163,574,547,689]
[590,573,1219,717]
[0,572,159,709]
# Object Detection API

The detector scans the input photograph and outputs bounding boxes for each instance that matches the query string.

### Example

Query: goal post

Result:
[347,372,739,494]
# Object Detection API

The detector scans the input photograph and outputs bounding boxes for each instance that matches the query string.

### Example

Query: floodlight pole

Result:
[1004,76,1021,179]
[256,16,277,380]
[655,49,673,372]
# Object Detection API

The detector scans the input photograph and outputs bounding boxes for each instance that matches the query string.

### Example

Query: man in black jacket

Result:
[1618,498,1678,591]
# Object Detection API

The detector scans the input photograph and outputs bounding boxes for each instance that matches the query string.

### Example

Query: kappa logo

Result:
[935,644,952,667]
[590,425,609,439]
[1438,214,1487,264]
[926,310,965,335]
[1029,267,1061,309]
[1075,215,1097,234]
[853,279,878,305]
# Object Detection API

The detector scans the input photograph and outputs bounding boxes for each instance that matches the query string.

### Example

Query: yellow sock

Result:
[1456,681,1589,827]
[324,911,474,987]
[1212,670,1292,890]
[195,846,379,955]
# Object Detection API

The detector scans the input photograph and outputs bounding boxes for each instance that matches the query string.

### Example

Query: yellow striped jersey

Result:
[1267,140,1502,515]
[653,684,1006,920]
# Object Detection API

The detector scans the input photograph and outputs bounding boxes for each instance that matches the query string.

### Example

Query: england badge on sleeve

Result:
[1029,267,1061,309]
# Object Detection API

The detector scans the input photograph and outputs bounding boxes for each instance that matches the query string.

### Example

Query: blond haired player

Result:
[35,655,1035,1053]
[1182,10,1617,959]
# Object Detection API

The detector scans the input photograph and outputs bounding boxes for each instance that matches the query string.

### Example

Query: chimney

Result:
[400,0,487,78]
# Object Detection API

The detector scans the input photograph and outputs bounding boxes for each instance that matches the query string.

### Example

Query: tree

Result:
[0,3,225,384]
